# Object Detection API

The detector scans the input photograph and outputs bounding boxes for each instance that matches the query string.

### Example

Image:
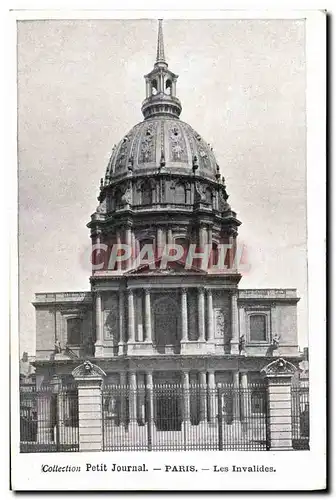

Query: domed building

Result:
[31,21,303,451]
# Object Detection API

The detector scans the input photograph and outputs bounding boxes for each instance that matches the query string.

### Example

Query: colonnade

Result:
[95,288,240,350]
[93,224,236,271]
[112,370,250,427]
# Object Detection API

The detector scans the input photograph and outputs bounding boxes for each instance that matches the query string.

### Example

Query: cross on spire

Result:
[156,19,166,64]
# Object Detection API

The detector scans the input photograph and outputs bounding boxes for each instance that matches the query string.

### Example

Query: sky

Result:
[17,18,307,355]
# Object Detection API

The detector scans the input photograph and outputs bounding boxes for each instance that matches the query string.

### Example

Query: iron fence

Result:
[291,384,310,450]
[102,383,268,452]
[20,385,79,453]
[19,381,310,452]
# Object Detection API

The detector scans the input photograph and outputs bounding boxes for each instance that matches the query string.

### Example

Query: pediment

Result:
[261,358,297,377]
[72,361,106,379]
[125,258,207,276]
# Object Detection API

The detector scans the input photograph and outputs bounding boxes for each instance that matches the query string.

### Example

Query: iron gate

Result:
[102,383,268,451]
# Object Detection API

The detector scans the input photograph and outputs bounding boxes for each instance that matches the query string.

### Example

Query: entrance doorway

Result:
[155,393,182,431]
[153,297,179,347]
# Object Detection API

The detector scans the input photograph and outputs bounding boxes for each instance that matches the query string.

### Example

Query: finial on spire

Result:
[156,19,166,64]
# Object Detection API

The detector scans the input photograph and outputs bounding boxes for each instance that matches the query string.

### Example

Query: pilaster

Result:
[94,291,104,357]
[230,291,239,354]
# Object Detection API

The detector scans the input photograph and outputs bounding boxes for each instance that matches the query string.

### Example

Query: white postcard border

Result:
[8,7,326,492]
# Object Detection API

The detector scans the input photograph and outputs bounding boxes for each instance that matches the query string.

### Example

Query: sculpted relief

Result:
[214,308,225,339]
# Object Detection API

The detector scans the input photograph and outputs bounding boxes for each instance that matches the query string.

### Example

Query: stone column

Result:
[208,370,217,426]
[262,358,297,450]
[232,371,240,421]
[206,288,214,341]
[240,371,249,421]
[95,291,103,357]
[95,230,101,247]
[146,79,151,98]
[198,287,206,342]
[181,288,188,342]
[119,372,127,426]
[214,190,219,211]
[127,289,135,344]
[182,371,190,424]
[199,225,207,250]
[199,371,208,423]
[129,371,138,426]
[144,289,152,343]
[93,230,102,271]
[167,228,173,246]
[231,291,239,354]
[72,361,106,452]
[131,231,136,262]
[137,373,146,424]
[118,290,125,354]
[116,230,122,271]
[157,227,164,259]
[208,228,213,268]
[125,226,132,270]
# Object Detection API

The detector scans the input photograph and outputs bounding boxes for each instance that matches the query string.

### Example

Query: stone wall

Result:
[34,293,93,360]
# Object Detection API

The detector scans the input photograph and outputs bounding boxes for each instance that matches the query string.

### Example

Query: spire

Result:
[156,19,166,64]
[142,19,182,119]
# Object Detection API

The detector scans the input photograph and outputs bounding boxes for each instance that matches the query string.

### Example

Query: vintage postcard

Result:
[10,7,326,491]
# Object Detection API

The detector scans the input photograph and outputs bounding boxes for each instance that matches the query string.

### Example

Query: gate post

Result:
[72,361,106,452]
[261,358,297,451]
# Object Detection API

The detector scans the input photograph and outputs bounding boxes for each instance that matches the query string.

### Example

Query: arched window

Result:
[141,182,152,205]
[211,242,219,267]
[174,237,188,263]
[115,189,123,208]
[249,314,267,342]
[175,182,186,204]
[151,79,158,95]
[139,238,153,252]
[67,318,82,345]
[165,79,172,95]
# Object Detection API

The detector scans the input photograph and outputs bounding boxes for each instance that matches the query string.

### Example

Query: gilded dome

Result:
[105,117,219,182]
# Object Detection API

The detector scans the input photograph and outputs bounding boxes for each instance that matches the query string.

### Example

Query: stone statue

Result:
[272,334,280,348]
[121,185,132,205]
[54,340,62,354]
[128,155,134,171]
[218,189,231,212]
[239,335,246,356]
[96,198,107,213]
[194,181,206,203]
